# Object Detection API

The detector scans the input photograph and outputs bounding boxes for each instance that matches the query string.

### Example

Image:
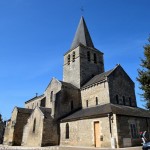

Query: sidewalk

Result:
[0,145,142,150]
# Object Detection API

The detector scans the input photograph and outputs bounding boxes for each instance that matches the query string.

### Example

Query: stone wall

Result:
[0,115,5,144]
[81,82,110,108]
[80,45,104,87]
[108,65,137,107]
[55,85,81,119]
[22,108,44,147]
[3,108,17,145]
[3,120,11,145]
[44,78,62,109]
[63,46,81,88]
[42,119,59,146]
[25,95,45,109]
[3,107,32,146]
[63,45,104,88]
[116,115,150,148]
[13,111,31,145]
[44,78,81,119]
[60,116,116,148]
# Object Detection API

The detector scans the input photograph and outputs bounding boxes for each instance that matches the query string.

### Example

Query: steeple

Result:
[70,16,94,49]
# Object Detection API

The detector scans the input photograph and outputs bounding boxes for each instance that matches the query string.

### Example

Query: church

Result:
[3,16,150,148]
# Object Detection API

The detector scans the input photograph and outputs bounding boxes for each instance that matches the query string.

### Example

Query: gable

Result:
[45,77,62,94]
[108,65,134,86]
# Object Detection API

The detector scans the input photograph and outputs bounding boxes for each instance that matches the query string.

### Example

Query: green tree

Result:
[137,37,150,109]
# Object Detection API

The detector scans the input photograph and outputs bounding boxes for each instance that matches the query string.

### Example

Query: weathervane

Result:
[80,6,84,15]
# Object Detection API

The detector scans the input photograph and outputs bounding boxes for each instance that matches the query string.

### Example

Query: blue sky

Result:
[0,0,150,120]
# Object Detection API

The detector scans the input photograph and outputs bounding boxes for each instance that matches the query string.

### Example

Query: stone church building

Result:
[3,16,150,148]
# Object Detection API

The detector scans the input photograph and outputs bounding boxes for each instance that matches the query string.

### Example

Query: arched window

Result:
[32,103,34,109]
[67,54,70,65]
[94,53,97,64]
[40,98,46,107]
[71,101,73,110]
[87,51,90,61]
[129,97,132,106]
[96,97,98,105]
[33,118,36,133]
[72,51,75,62]
[116,95,119,104]
[86,100,88,107]
[123,96,125,105]
[66,123,69,139]
[50,91,53,102]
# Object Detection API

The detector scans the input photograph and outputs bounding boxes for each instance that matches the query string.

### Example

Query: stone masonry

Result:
[3,16,150,149]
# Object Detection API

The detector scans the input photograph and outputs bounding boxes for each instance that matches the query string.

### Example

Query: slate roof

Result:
[70,16,94,50]
[17,107,33,114]
[25,94,44,104]
[82,68,114,89]
[39,107,51,118]
[60,81,79,89]
[61,103,150,122]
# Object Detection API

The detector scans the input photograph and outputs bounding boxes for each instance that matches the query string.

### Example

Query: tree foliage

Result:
[137,37,150,109]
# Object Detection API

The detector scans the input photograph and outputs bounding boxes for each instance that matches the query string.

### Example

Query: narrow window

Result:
[32,103,34,109]
[116,95,119,104]
[87,51,90,61]
[72,51,75,62]
[50,91,53,102]
[94,53,97,64]
[86,100,88,107]
[71,101,73,110]
[130,124,138,138]
[129,97,132,106]
[33,118,36,133]
[67,54,70,65]
[96,97,98,105]
[66,123,69,139]
[40,98,46,107]
[123,96,125,105]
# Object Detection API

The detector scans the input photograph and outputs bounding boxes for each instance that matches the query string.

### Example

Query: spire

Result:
[71,16,94,49]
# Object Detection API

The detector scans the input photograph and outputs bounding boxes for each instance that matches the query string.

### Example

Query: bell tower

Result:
[63,16,104,88]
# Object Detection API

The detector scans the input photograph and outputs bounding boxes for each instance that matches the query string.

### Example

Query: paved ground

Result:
[0,145,142,150]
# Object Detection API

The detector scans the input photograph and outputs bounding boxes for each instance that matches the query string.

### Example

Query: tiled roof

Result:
[25,94,44,104]
[82,69,114,89]
[39,107,51,118]
[71,16,94,50]
[17,107,33,114]
[61,104,150,122]
[60,81,79,89]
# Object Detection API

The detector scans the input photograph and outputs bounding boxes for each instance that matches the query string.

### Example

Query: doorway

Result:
[94,121,100,147]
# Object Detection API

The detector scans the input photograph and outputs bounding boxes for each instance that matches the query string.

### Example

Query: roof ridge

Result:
[25,94,44,104]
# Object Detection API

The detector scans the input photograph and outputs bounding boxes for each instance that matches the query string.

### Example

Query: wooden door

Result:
[94,122,100,147]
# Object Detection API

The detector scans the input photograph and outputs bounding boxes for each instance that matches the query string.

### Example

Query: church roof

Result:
[61,103,150,122]
[82,64,133,89]
[39,107,52,118]
[82,68,114,89]
[16,107,33,114]
[25,94,44,104]
[70,16,94,50]
[60,81,79,89]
